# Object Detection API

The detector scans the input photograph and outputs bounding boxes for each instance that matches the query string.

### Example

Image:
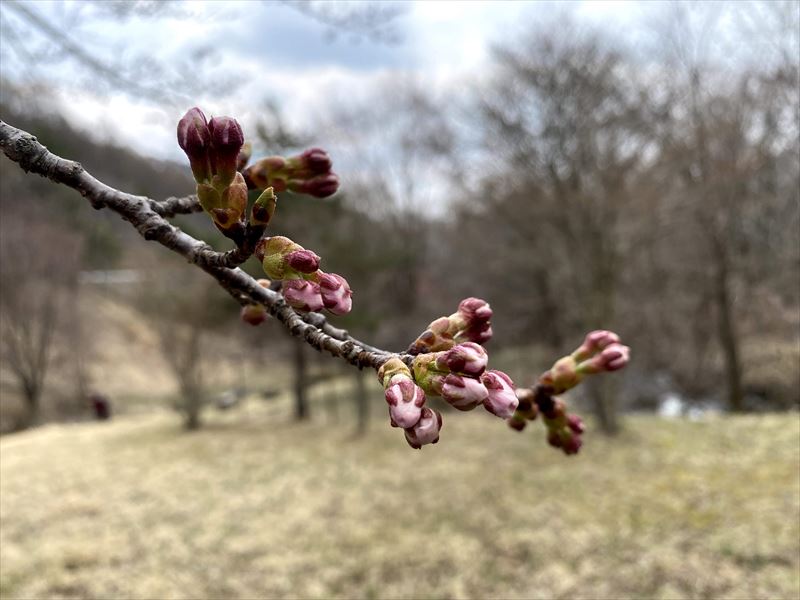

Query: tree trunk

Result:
[712,245,745,412]
[181,383,202,430]
[293,339,309,421]
[19,381,41,430]
[587,377,620,435]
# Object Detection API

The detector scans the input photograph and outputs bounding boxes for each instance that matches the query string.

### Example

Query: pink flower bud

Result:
[572,330,621,362]
[577,343,630,374]
[285,249,321,274]
[404,407,442,449]
[318,272,352,315]
[436,342,488,376]
[458,297,493,324]
[299,147,332,174]
[567,414,585,434]
[562,435,583,455]
[441,373,488,411]
[480,370,519,419]
[240,304,268,326]
[282,279,323,312]
[288,173,340,198]
[457,322,493,345]
[208,116,244,185]
[177,107,212,182]
[385,378,426,429]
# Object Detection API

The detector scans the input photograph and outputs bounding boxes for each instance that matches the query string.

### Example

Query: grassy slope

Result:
[1,410,798,600]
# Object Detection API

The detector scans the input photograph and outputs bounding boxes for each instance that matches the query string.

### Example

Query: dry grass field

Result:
[1,406,798,600]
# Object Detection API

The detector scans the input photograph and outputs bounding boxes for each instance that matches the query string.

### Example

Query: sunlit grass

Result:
[1,409,798,599]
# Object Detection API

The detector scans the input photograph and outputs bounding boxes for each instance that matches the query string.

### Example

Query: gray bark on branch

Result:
[0,119,399,370]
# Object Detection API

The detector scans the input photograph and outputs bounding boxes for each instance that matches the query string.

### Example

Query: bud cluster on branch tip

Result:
[243,147,339,198]
[254,236,352,315]
[538,330,630,394]
[541,397,584,455]
[239,279,272,326]
[407,297,493,354]
[377,357,442,449]
[177,107,248,231]
[411,346,518,418]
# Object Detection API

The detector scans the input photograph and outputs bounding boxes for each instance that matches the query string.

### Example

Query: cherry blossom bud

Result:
[240,304,268,326]
[407,316,456,354]
[250,187,277,226]
[404,407,443,449]
[242,156,288,190]
[286,148,333,178]
[385,378,426,429]
[318,272,352,315]
[378,357,412,388]
[236,142,252,172]
[177,107,212,183]
[286,249,321,274]
[542,398,584,456]
[441,373,488,411]
[257,236,317,280]
[216,171,247,228]
[515,388,540,420]
[571,330,621,362]
[457,322,493,345]
[577,343,631,374]
[546,356,583,395]
[457,297,493,325]
[435,342,488,377]
[208,116,244,186]
[287,173,339,198]
[411,353,446,396]
[508,414,528,431]
[454,297,493,344]
[282,279,323,312]
[567,414,585,434]
[481,370,518,419]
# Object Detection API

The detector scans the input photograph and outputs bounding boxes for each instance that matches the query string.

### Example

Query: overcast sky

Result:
[0,0,654,160]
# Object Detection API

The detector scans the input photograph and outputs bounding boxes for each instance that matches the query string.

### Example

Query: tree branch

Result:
[0,120,399,370]
[149,194,203,217]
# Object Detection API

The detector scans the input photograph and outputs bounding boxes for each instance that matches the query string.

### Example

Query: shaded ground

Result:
[1,410,798,599]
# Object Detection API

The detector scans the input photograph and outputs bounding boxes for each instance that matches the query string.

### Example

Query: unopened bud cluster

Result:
[539,330,630,394]
[378,358,442,449]
[411,343,518,419]
[178,108,353,317]
[255,236,352,315]
[178,108,249,233]
[508,330,630,455]
[408,297,493,354]
[243,147,339,198]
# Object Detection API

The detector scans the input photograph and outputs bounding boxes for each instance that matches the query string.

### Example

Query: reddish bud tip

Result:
[240,304,268,326]
[300,147,333,174]
[285,249,321,274]
[288,173,339,198]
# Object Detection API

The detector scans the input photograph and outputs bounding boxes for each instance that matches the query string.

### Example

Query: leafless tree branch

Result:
[0,119,400,370]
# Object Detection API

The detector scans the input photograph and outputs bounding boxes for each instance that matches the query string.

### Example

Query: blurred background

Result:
[0,1,798,598]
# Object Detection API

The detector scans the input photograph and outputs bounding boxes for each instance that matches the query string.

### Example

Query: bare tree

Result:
[0,218,81,429]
